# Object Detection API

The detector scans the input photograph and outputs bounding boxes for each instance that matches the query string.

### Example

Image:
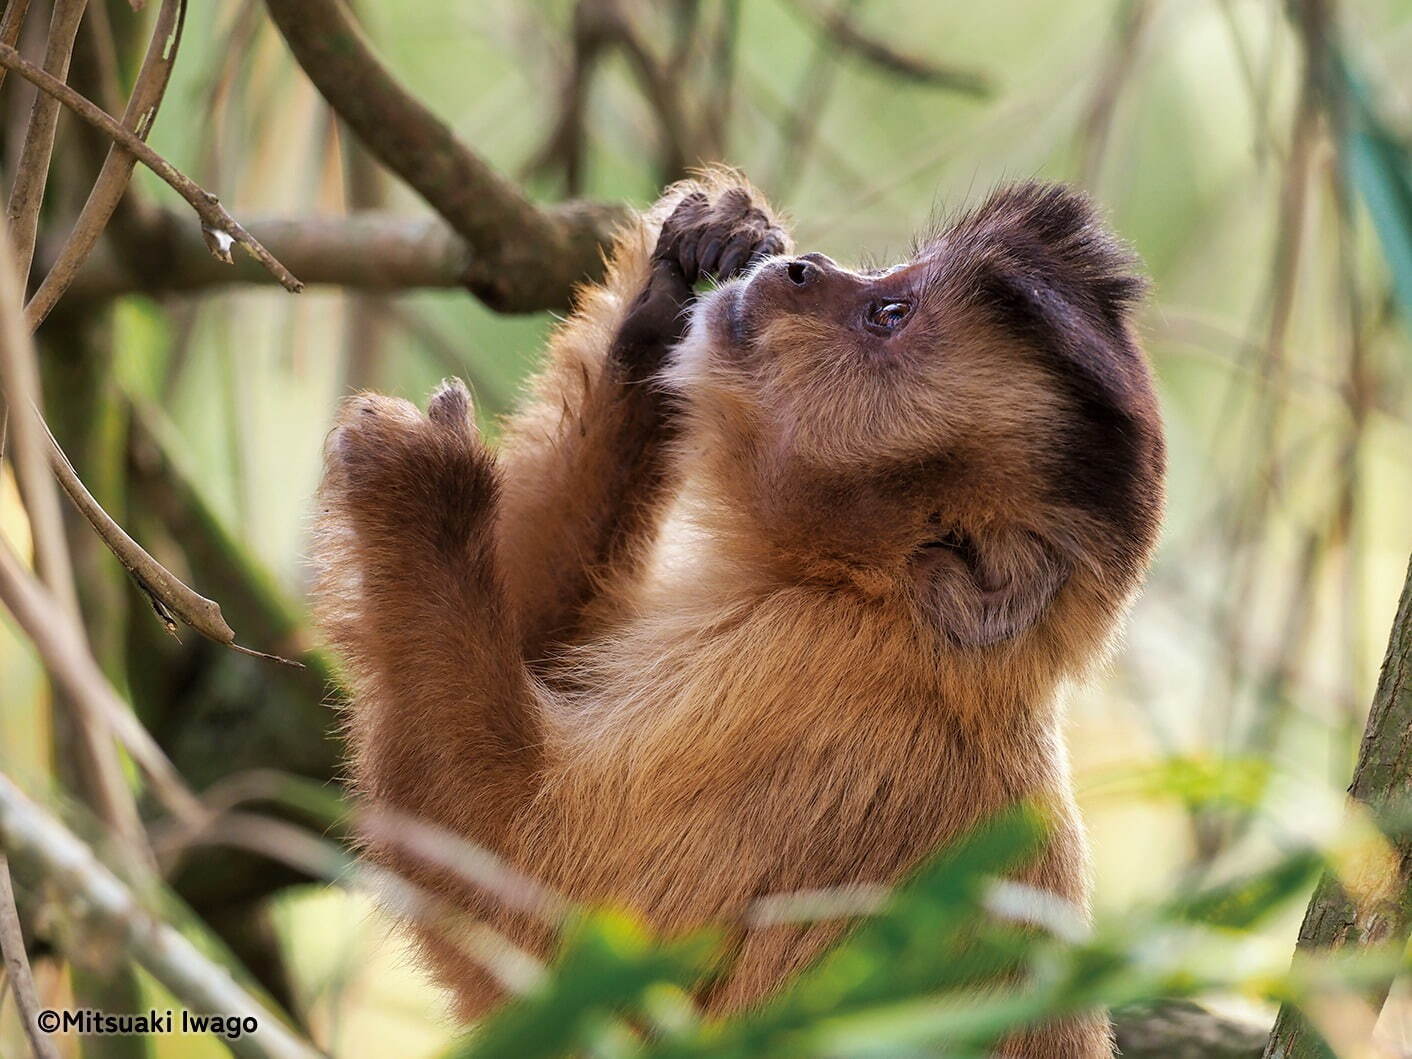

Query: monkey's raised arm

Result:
[495,177,788,661]
[313,382,544,854]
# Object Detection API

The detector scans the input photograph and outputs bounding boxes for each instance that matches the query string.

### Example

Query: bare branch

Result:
[58,211,485,298]
[25,0,187,328]
[1263,552,1412,1056]
[1076,0,1155,190]
[40,415,301,663]
[0,41,303,292]
[4,241,285,827]
[520,1,607,196]
[784,0,993,97]
[172,811,547,998]
[262,0,630,311]
[6,0,89,282]
[0,854,58,1059]
[39,412,212,624]
[0,774,322,1059]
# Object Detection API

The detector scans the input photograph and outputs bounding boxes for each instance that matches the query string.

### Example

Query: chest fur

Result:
[529,588,1064,925]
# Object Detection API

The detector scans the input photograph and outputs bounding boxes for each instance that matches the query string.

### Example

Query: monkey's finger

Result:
[657,192,709,260]
[751,230,788,263]
[697,235,726,278]
[676,225,706,284]
[664,190,708,227]
[427,377,475,433]
[717,226,767,279]
[716,242,748,281]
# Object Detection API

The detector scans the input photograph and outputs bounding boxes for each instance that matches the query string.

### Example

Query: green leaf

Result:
[1333,53,1412,327]
[451,910,716,1059]
[1165,850,1323,930]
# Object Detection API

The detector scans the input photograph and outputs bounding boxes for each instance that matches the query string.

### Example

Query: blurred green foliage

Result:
[447,803,1353,1058]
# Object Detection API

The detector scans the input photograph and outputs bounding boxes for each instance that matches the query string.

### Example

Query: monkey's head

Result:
[668,182,1165,660]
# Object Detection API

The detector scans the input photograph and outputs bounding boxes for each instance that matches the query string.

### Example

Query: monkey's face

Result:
[684,248,1065,469]
[669,183,1166,653]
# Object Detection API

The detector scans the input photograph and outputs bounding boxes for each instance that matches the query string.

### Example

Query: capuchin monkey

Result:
[312,170,1164,1058]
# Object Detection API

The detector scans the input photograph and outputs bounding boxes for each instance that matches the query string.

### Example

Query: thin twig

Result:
[770,0,861,201]
[1,172,296,664]
[0,854,58,1059]
[5,0,89,282]
[75,0,121,116]
[25,0,188,328]
[0,774,322,1059]
[701,0,741,157]
[339,108,391,392]
[521,0,610,195]
[359,808,570,925]
[40,417,302,665]
[0,41,303,292]
[1076,0,1154,191]
[613,9,694,183]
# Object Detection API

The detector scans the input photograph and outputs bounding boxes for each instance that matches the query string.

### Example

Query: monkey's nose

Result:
[785,259,816,287]
[785,253,834,287]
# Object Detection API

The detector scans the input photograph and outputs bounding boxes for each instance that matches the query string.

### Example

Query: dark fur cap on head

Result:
[935,182,1165,579]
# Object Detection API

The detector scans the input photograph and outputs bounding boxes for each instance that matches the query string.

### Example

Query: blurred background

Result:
[0,0,1410,1056]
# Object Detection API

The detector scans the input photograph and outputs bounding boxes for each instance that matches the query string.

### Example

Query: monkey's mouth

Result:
[698,279,750,350]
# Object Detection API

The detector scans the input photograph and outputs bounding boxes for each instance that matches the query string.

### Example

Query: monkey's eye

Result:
[864,300,912,335]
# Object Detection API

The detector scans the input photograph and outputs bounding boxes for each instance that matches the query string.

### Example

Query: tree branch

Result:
[24,0,187,329]
[262,0,629,311]
[0,41,303,292]
[0,854,58,1059]
[57,210,479,298]
[6,0,89,282]
[1263,551,1412,1057]
[0,206,146,862]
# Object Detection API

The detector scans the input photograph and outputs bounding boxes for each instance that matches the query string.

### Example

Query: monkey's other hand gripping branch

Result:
[315,380,545,854]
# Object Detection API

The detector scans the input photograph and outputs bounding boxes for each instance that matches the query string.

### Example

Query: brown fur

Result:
[312,170,1164,1058]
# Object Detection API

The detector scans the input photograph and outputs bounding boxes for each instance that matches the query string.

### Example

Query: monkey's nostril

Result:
[786,259,816,287]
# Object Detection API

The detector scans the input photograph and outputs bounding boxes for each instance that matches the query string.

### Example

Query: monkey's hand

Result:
[316,377,545,848]
[326,378,497,552]
[612,187,787,381]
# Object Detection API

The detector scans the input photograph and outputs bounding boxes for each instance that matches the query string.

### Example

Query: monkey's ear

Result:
[910,526,1069,648]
